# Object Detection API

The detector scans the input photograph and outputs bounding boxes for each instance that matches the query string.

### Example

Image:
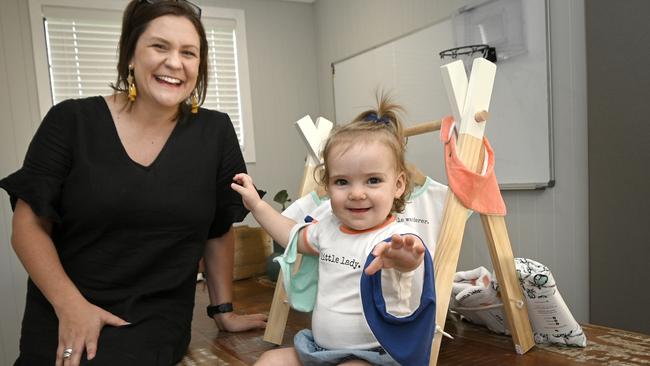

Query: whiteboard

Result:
[332,0,553,189]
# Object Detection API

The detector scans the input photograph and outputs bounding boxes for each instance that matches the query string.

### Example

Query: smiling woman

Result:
[0,1,263,365]
[108,14,202,167]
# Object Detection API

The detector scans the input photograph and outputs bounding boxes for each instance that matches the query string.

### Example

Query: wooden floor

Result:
[181,277,650,366]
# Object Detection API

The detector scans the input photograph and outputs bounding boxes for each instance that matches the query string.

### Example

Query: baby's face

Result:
[326,141,405,231]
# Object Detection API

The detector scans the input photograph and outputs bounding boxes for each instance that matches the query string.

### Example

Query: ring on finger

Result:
[63,347,73,359]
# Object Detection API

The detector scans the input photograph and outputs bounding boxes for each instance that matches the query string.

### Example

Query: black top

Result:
[0,96,248,365]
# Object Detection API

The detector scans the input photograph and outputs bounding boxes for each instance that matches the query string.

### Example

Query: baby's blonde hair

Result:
[317,93,411,213]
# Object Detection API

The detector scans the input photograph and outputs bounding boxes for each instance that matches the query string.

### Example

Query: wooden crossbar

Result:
[405,120,442,137]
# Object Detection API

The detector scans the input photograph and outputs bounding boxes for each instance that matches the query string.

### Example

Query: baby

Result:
[232,96,435,366]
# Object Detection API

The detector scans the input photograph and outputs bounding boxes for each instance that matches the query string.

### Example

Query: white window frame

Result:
[28,0,256,162]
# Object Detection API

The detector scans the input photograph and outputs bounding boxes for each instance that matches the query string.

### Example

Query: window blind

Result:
[204,26,244,146]
[45,18,120,101]
[44,13,246,147]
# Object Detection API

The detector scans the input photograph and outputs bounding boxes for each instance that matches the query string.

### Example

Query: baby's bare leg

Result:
[254,347,302,366]
[338,360,372,366]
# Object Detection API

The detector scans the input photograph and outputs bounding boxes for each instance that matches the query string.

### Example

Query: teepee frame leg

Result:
[429,58,534,365]
[263,116,332,344]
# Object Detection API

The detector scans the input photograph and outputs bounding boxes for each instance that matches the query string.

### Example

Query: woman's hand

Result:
[231,173,262,211]
[54,298,129,366]
[10,200,129,365]
[365,234,425,275]
[212,312,267,332]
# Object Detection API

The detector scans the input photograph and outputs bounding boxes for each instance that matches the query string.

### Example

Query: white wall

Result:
[313,0,589,323]
[0,0,45,364]
[0,0,319,362]
[202,0,320,217]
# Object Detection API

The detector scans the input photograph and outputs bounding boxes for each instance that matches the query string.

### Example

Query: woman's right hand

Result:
[11,200,129,365]
[54,298,129,366]
[231,173,262,211]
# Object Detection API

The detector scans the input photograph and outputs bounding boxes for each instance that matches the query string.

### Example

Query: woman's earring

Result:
[191,91,199,114]
[127,65,137,102]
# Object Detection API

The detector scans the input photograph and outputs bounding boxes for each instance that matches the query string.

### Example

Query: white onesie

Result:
[302,214,419,350]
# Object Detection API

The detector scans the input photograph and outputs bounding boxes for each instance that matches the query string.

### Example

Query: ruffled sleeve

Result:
[0,101,74,222]
[207,112,256,238]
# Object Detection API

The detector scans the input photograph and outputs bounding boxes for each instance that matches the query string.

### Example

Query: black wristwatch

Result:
[207,303,233,318]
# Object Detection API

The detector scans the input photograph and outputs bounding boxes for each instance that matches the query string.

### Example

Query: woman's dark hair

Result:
[111,0,208,114]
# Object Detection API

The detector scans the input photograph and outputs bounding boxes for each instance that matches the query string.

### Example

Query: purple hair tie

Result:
[364,113,390,125]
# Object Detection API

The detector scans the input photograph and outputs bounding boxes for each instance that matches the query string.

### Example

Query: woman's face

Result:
[130,15,200,112]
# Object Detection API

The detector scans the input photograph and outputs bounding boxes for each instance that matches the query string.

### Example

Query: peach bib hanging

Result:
[440,116,506,216]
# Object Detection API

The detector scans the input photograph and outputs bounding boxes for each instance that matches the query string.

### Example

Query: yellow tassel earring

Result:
[191,91,199,114]
[127,64,137,102]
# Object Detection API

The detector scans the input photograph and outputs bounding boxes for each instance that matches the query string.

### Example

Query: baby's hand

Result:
[365,234,425,275]
[231,173,262,211]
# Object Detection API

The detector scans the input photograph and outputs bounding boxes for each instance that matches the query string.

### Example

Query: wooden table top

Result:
[180,277,650,366]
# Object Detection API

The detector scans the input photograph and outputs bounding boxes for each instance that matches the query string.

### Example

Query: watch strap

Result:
[207,303,233,317]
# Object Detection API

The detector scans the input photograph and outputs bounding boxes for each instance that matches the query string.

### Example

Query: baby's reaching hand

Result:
[365,234,425,275]
[231,173,297,247]
[231,173,262,211]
